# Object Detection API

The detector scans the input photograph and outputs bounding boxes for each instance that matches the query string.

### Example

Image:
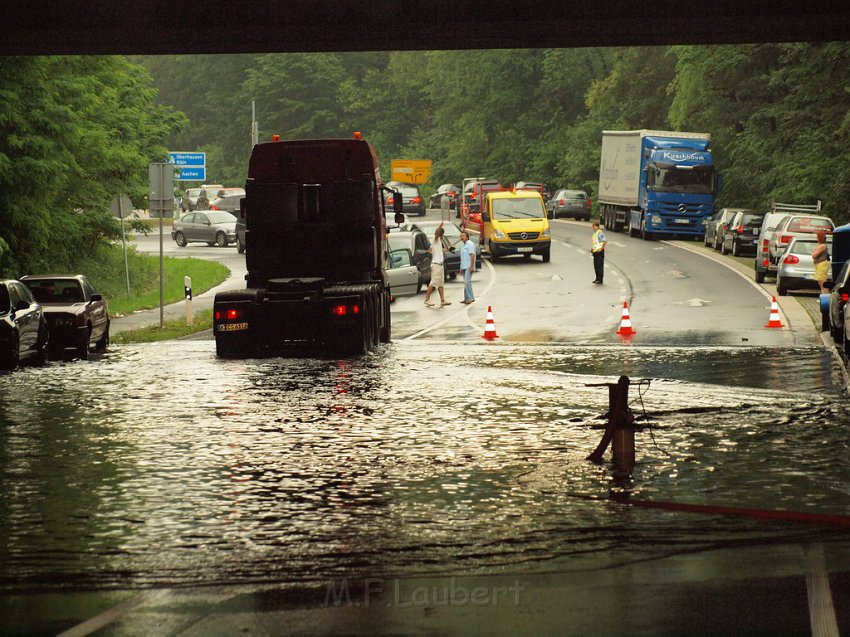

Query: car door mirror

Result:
[394,211,405,225]
[393,192,403,214]
[90,294,103,302]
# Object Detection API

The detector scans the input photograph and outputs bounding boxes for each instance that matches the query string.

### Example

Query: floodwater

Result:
[0,341,848,594]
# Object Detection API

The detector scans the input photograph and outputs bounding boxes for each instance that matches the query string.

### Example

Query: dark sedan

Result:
[719,210,763,256]
[21,274,109,359]
[546,189,591,221]
[387,183,426,217]
[0,279,49,370]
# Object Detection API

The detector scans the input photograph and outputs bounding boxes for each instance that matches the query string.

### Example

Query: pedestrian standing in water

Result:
[812,229,831,294]
[459,230,477,304]
[424,222,451,307]
[591,220,607,284]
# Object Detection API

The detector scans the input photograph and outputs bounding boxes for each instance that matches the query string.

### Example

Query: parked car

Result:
[0,279,49,370]
[775,237,832,296]
[387,230,431,289]
[21,274,109,359]
[386,248,421,297]
[386,183,426,217]
[828,259,850,344]
[462,179,506,214]
[703,208,741,250]
[546,189,592,221]
[172,211,238,247]
[719,210,763,256]
[209,189,245,214]
[182,187,203,212]
[428,184,462,210]
[516,182,550,201]
[754,210,793,283]
[768,214,834,268]
[402,220,482,280]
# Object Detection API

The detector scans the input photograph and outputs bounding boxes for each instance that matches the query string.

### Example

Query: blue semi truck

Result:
[597,130,722,240]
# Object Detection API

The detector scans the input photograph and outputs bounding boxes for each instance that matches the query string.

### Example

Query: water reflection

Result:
[0,342,847,591]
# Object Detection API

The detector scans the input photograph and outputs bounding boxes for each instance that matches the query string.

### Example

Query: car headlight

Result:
[494,229,506,239]
[542,228,551,238]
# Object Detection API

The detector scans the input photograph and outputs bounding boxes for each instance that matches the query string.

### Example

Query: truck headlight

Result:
[651,214,662,225]
[494,229,506,239]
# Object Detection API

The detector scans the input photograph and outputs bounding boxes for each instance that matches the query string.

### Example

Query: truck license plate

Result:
[218,322,249,332]
[674,218,690,224]
[517,247,533,253]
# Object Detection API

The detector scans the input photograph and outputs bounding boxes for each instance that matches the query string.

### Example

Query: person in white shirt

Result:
[424,223,451,307]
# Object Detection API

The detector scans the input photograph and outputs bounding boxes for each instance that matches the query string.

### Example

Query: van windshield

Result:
[491,197,545,219]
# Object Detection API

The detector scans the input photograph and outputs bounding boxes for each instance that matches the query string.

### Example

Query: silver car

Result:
[387,248,420,297]
[171,211,238,247]
[776,237,832,296]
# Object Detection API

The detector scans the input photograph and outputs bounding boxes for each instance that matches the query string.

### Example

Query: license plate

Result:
[674,218,690,224]
[516,247,533,253]
[218,322,249,332]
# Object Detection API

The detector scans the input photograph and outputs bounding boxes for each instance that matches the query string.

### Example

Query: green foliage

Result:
[112,309,213,344]
[0,55,186,277]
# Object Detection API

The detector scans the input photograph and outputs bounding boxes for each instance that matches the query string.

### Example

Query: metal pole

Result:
[251,100,259,147]
[159,163,164,329]
[119,198,131,297]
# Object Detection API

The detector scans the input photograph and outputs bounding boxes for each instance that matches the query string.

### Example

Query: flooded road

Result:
[1,341,848,595]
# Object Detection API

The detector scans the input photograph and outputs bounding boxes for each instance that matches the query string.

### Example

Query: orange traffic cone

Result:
[764,296,784,328]
[482,306,499,340]
[616,301,636,336]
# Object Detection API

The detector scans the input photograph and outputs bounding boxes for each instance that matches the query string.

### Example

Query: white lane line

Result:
[402,258,497,340]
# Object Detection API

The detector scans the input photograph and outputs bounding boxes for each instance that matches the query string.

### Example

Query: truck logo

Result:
[678,203,687,212]
[661,151,707,162]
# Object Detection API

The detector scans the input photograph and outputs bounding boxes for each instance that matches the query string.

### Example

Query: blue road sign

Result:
[175,166,206,181]
[169,152,205,167]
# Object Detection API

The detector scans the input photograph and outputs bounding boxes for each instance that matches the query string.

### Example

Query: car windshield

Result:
[788,217,833,232]
[649,165,714,194]
[397,186,420,197]
[491,197,545,219]
[387,235,412,252]
[206,212,237,223]
[409,223,461,239]
[564,191,587,200]
[789,241,818,256]
[740,214,764,228]
[26,279,82,303]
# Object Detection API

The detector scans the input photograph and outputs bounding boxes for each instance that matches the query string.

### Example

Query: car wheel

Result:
[732,240,740,257]
[174,231,187,247]
[542,250,551,263]
[96,322,110,352]
[755,268,765,284]
[822,312,830,334]
[0,332,20,371]
[720,240,728,255]
[215,231,228,247]
[703,232,710,246]
[237,238,245,254]
[77,328,91,360]
[777,278,787,296]
[844,331,850,358]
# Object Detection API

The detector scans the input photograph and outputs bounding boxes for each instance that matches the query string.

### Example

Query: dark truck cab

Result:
[214,134,401,357]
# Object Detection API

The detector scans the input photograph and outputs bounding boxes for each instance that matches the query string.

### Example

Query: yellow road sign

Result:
[391,159,432,184]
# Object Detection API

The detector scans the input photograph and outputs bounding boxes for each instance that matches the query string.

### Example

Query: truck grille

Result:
[507,232,540,240]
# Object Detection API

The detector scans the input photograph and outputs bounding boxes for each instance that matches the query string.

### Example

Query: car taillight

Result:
[411,196,422,204]
[736,225,745,233]
[448,191,456,197]
[783,254,800,265]
[331,304,360,316]
[559,199,564,206]
[215,308,242,321]
[210,205,220,210]
[780,235,792,244]
[587,200,592,207]
[841,293,850,302]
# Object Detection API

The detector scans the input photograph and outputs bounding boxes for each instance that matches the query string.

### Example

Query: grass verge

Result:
[112,309,213,345]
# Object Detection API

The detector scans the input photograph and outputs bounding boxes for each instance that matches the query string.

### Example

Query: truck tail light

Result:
[331,304,360,316]
[215,308,242,321]
[780,235,792,244]
[783,254,799,265]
